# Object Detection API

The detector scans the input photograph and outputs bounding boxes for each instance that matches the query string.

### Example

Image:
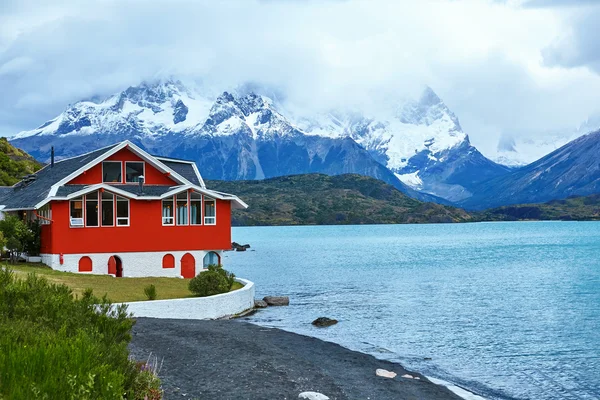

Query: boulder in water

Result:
[311,317,338,327]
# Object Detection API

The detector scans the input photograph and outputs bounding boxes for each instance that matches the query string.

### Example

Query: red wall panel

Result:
[44,199,232,254]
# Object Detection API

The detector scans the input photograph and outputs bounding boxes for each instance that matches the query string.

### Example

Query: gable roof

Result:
[153,156,205,187]
[0,140,247,211]
[0,143,121,210]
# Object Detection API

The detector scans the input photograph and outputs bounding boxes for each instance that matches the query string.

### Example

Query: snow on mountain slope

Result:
[294,87,467,172]
[286,87,509,202]
[485,114,600,167]
[13,80,214,140]
[10,80,510,204]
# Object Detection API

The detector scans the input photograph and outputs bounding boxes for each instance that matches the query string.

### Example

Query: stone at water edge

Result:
[298,392,330,400]
[311,317,338,327]
[401,374,414,379]
[376,369,397,378]
[263,296,290,306]
[254,299,268,308]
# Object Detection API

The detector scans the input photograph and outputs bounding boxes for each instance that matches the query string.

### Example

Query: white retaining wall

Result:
[40,250,222,278]
[121,278,255,320]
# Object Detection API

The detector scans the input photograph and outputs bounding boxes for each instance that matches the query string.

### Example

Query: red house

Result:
[0,141,247,278]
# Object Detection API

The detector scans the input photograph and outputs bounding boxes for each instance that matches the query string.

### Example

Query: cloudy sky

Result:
[1,0,600,156]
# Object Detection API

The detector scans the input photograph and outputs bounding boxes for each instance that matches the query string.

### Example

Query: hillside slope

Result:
[0,138,42,186]
[207,173,473,226]
[480,194,600,221]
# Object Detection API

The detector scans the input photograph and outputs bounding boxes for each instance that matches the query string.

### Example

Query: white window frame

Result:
[162,197,175,226]
[116,195,130,226]
[176,192,189,226]
[101,192,115,227]
[125,161,145,184]
[204,198,216,225]
[69,197,84,227]
[190,192,202,226]
[102,161,123,183]
[84,192,99,228]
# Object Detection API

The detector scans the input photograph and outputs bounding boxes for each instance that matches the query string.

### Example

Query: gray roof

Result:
[158,160,201,186]
[0,142,211,210]
[55,184,178,198]
[0,144,121,209]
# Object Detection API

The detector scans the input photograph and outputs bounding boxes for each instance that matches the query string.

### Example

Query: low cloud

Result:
[1,0,600,156]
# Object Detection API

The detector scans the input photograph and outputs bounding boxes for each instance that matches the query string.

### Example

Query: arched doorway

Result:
[108,255,123,277]
[203,251,220,268]
[181,253,195,279]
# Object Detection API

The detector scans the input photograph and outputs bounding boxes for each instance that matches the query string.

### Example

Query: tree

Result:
[0,215,34,263]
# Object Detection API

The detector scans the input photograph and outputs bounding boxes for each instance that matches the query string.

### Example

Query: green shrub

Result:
[0,267,162,400]
[188,265,236,297]
[144,284,157,300]
[208,264,236,288]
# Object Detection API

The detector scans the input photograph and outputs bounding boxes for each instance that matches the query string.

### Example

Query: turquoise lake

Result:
[225,222,600,400]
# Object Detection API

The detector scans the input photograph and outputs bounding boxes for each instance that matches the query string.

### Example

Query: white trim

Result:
[69,197,84,228]
[154,156,206,189]
[161,197,175,226]
[32,183,247,211]
[190,193,202,226]
[124,161,145,184]
[101,191,115,227]
[191,163,206,188]
[204,197,216,225]
[116,195,130,227]
[102,160,123,184]
[84,192,100,228]
[49,141,192,196]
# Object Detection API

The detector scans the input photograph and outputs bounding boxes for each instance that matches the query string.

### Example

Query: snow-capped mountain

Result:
[461,129,600,209]
[288,87,510,202]
[10,80,508,204]
[485,114,600,167]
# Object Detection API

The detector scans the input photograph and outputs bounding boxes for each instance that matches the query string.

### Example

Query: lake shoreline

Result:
[129,317,463,400]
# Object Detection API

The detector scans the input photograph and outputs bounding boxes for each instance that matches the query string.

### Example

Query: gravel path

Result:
[129,318,462,400]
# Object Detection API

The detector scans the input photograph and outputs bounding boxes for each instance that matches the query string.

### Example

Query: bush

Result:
[144,284,157,300]
[0,267,162,399]
[188,265,236,297]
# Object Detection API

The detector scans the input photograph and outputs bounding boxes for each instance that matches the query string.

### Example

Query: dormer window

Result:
[103,161,122,183]
[125,161,144,183]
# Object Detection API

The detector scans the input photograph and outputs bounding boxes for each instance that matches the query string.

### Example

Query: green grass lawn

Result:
[6,262,243,303]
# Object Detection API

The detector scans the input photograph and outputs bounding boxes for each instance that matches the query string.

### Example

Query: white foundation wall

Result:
[40,250,223,278]
[122,278,255,320]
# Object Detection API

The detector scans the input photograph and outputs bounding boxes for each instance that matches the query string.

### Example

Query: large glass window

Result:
[85,193,99,227]
[125,162,144,183]
[204,198,216,225]
[116,196,129,226]
[176,192,188,225]
[162,198,174,225]
[190,192,202,225]
[101,192,114,226]
[70,197,83,227]
[102,161,122,183]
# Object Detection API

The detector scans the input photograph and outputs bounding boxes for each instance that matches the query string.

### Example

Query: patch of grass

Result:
[6,263,243,303]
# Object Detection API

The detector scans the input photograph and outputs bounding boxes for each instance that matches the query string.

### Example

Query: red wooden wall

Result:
[41,198,232,254]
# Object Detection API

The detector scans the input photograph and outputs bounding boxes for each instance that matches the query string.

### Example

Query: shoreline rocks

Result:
[263,296,290,306]
[254,299,268,308]
[311,317,338,327]
[231,242,251,252]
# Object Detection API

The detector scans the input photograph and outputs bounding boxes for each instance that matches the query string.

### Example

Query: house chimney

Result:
[51,147,55,168]
[138,175,145,194]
